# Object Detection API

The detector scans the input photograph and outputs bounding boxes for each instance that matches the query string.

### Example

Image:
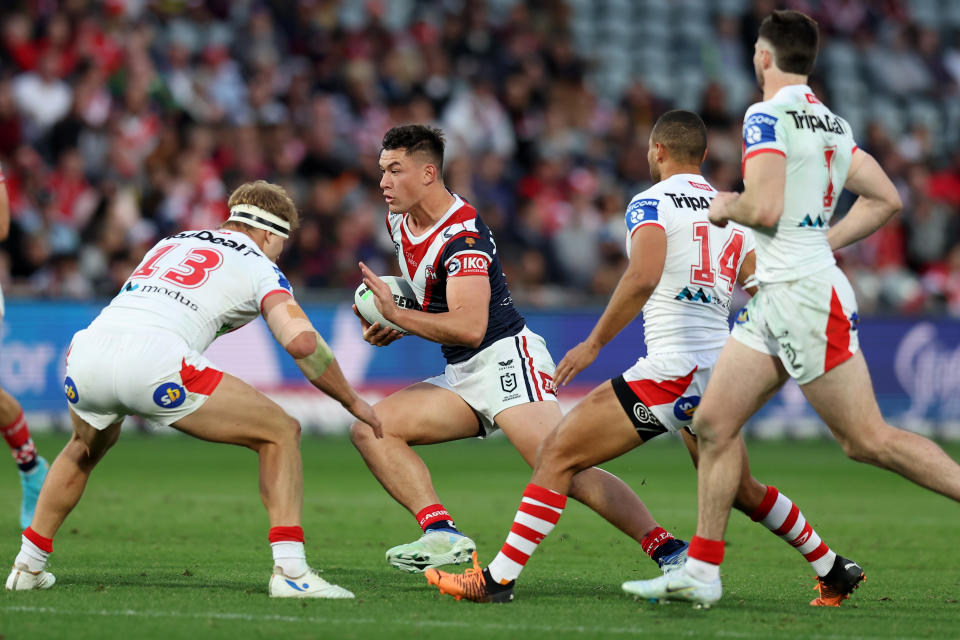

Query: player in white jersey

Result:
[427,111,859,604]
[6,180,381,599]
[630,11,960,609]
[0,164,49,530]
[350,124,686,578]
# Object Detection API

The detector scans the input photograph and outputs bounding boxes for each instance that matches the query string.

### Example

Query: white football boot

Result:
[268,567,354,599]
[6,563,56,591]
[386,530,476,573]
[622,567,722,608]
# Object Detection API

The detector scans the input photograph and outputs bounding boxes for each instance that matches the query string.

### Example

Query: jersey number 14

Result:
[690,222,745,295]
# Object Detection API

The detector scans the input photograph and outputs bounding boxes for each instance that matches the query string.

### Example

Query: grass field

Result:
[0,432,958,639]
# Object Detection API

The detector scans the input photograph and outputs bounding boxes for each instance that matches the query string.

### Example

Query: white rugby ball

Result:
[354,275,420,334]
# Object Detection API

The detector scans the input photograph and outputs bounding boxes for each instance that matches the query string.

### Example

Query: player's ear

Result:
[423,162,438,186]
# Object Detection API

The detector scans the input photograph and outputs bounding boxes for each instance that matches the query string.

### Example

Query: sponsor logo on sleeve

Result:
[743,113,778,148]
[625,199,659,229]
[446,257,461,275]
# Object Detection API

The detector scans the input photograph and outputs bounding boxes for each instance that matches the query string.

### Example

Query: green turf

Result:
[0,432,958,639]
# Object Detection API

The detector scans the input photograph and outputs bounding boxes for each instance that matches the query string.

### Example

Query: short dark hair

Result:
[381,124,445,172]
[651,110,707,164]
[758,10,819,75]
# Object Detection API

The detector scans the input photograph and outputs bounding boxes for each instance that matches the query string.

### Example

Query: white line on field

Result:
[0,605,917,639]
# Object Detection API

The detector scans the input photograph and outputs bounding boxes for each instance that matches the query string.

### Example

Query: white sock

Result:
[685,557,720,583]
[271,541,308,577]
[15,535,49,572]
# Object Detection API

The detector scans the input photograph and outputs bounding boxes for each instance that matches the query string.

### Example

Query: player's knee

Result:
[838,422,895,465]
[536,429,587,475]
[349,418,382,449]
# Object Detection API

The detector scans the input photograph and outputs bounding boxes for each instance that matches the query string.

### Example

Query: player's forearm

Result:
[827,196,899,251]
[587,272,652,349]
[391,307,487,347]
[307,358,361,408]
[725,192,781,228]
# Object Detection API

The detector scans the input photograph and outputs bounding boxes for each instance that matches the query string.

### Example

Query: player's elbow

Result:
[285,331,317,360]
[461,325,486,348]
[884,190,903,218]
[753,203,782,228]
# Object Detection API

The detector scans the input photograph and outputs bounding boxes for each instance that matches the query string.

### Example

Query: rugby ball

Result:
[354,275,420,334]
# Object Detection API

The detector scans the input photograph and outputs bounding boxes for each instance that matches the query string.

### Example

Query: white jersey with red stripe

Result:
[741,84,857,283]
[386,193,525,364]
[625,173,755,355]
[88,229,292,353]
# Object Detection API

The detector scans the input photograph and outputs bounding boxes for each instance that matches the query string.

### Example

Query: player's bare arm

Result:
[555,225,666,387]
[736,249,759,297]
[0,172,9,242]
[263,291,381,436]
[708,152,786,229]
[826,149,902,251]
[359,261,490,347]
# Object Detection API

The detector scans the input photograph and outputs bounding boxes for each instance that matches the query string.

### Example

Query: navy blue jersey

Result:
[386,194,525,363]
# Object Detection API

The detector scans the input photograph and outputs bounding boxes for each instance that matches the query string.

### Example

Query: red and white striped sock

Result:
[269,525,308,577]
[16,527,52,572]
[487,484,567,584]
[1,410,37,472]
[749,485,836,576]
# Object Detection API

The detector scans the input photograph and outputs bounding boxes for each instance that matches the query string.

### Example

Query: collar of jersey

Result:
[401,194,464,243]
[770,83,814,103]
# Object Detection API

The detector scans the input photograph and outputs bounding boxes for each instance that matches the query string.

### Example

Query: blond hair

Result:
[223,180,300,233]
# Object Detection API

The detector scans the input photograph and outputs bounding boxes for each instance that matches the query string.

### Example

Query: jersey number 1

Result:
[131,244,224,288]
[691,222,745,294]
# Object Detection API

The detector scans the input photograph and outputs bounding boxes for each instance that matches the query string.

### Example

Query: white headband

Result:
[227,204,291,238]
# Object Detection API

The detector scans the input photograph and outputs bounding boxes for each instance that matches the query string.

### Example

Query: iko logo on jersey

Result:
[673,395,701,421]
[153,382,187,408]
[447,255,490,277]
[63,376,79,404]
[743,113,777,148]
[626,199,659,227]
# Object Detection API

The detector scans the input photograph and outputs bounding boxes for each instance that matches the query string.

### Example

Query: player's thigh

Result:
[494,398,563,466]
[67,407,122,460]
[695,338,788,439]
[372,382,482,445]
[172,372,295,447]
[525,381,644,471]
[800,350,885,444]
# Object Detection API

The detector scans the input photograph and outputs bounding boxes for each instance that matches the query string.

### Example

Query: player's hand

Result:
[555,340,601,386]
[362,321,404,346]
[359,261,400,324]
[345,395,383,438]
[708,191,738,228]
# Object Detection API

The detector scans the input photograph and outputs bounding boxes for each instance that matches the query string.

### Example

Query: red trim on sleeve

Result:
[742,147,786,174]
[179,359,224,396]
[259,289,291,315]
[630,222,666,238]
[852,145,859,154]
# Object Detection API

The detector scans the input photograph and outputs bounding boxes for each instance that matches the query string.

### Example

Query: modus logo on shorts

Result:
[153,382,186,408]
[673,395,701,421]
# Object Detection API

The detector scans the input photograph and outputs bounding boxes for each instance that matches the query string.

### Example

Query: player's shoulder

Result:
[625,185,665,230]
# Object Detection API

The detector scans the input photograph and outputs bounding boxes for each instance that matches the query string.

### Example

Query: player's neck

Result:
[406,188,456,233]
[762,71,809,101]
[658,164,702,182]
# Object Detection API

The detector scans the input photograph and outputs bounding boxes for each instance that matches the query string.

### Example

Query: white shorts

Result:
[731,265,860,385]
[64,328,224,430]
[424,326,558,435]
[612,349,721,440]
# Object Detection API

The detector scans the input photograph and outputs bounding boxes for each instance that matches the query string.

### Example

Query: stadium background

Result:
[0,0,958,437]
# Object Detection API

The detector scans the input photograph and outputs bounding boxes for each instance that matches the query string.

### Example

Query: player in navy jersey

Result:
[349,124,689,575]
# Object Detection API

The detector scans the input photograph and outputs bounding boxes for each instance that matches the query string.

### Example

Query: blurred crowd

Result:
[0,0,958,315]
